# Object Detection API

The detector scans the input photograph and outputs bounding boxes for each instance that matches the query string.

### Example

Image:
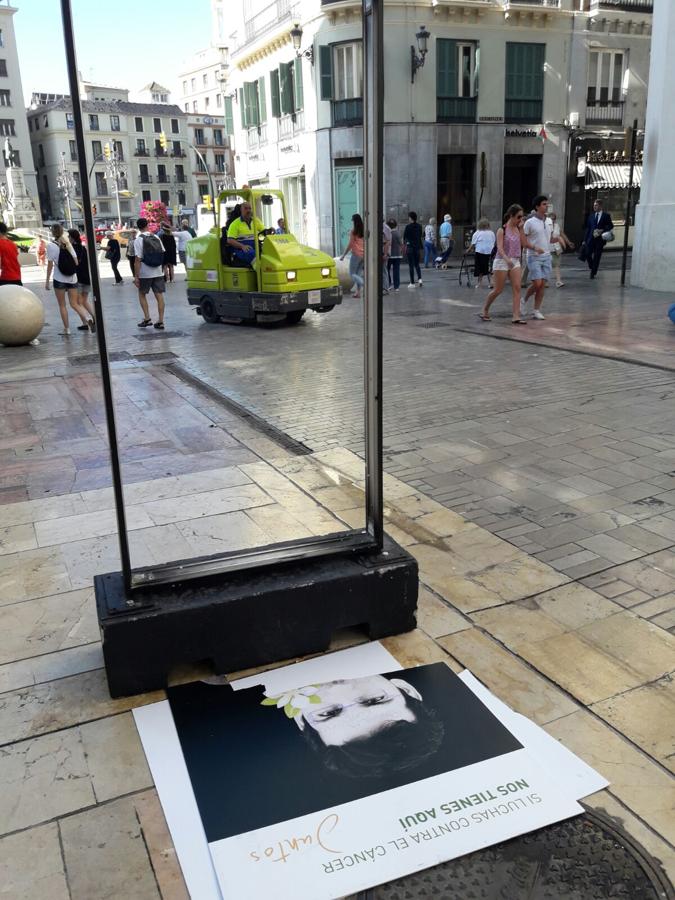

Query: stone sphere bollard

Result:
[334,256,352,294]
[0,284,45,346]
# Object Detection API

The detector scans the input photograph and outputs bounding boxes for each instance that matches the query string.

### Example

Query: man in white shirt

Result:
[133,217,166,329]
[174,227,192,269]
[521,195,558,320]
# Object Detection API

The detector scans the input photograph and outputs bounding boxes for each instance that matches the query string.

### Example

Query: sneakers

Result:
[137,318,152,328]
[556,281,564,288]
[60,328,71,336]
[77,324,89,331]
[418,278,423,286]
[394,288,399,292]
[407,284,416,290]
[532,309,546,320]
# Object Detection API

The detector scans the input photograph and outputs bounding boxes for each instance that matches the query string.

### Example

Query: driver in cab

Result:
[227,201,273,268]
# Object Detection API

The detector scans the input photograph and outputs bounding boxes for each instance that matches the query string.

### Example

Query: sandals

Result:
[478,313,491,321]
[137,318,152,328]
[154,322,165,330]
[512,319,528,325]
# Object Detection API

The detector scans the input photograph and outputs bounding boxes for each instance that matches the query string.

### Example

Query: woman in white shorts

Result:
[480,205,527,325]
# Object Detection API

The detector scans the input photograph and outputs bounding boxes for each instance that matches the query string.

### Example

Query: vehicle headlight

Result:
[321,267,330,277]
[286,270,297,281]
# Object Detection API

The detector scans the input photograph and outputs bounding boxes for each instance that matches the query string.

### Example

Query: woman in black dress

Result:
[67,229,96,330]
[105,232,123,285]
[161,223,177,283]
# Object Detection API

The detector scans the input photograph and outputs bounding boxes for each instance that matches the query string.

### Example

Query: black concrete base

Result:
[95,535,418,698]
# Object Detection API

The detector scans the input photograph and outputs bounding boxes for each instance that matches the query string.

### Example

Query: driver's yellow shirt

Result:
[227,216,265,240]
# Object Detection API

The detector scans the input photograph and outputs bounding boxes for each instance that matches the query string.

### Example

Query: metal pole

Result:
[363,0,384,550]
[620,117,638,287]
[60,0,133,591]
[190,143,217,227]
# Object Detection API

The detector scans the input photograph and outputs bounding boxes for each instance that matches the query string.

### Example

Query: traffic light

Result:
[92,204,97,215]
[203,194,212,210]
[159,132,168,152]
[103,142,111,161]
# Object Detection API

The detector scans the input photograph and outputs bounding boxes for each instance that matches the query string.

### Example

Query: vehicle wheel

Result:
[286,310,306,325]
[200,297,220,324]
[315,305,334,313]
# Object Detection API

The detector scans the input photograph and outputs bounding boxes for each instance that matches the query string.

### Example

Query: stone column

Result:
[631,0,673,291]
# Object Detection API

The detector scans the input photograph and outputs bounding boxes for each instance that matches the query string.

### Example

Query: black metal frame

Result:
[60,0,384,596]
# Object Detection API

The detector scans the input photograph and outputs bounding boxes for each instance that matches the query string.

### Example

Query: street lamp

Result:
[88,143,126,226]
[290,23,314,64]
[410,25,430,83]
[56,150,76,226]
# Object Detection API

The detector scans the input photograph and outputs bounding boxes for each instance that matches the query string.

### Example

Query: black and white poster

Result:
[134,643,606,900]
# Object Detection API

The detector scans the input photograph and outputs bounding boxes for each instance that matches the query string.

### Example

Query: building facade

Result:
[225,0,652,254]
[28,90,197,226]
[0,1,39,222]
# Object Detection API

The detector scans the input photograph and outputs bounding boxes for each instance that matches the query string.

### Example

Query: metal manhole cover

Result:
[416,321,453,329]
[68,351,130,365]
[132,351,179,361]
[134,330,186,341]
[354,812,672,900]
[394,310,440,317]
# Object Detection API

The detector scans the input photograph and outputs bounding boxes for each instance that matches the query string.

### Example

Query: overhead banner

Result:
[135,644,606,900]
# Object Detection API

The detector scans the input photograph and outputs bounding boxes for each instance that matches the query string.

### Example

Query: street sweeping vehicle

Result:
[186,188,342,325]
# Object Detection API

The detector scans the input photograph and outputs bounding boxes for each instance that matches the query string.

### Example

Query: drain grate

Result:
[353,811,673,900]
[416,321,453,329]
[134,330,186,341]
[68,351,130,365]
[393,310,439,317]
[132,351,179,362]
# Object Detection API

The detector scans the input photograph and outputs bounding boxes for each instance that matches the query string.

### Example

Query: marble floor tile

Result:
[0,822,69,899]
[0,546,72,606]
[59,795,161,900]
[0,492,87,527]
[592,676,675,772]
[415,587,471,639]
[34,505,154,548]
[0,668,163,745]
[573,613,675,684]
[438,628,579,725]
[245,504,314,542]
[0,642,103,694]
[59,534,121,590]
[0,587,97,664]
[381,629,460,671]
[0,726,96,835]
[134,791,189,900]
[545,710,675,845]
[175,510,271,555]
[470,556,569,604]
[0,522,37,556]
[140,482,273,527]
[80,712,153,802]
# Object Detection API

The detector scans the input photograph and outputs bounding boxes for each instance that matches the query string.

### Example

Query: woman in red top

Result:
[339,214,365,299]
[0,222,22,285]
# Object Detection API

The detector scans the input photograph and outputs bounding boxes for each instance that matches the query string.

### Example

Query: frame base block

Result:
[95,535,418,698]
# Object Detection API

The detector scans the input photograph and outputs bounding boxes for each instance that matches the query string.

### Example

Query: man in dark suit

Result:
[583,199,613,279]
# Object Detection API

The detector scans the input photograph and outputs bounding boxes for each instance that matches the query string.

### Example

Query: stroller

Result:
[433,240,454,269]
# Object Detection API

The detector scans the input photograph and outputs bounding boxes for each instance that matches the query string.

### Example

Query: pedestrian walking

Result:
[470,219,495,290]
[0,222,22,286]
[104,231,123,285]
[521,195,555,320]
[439,214,453,254]
[133,217,166,330]
[382,219,391,294]
[174,225,192,270]
[181,218,196,238]
[403,211,423,288]
[387,218,402,292]
[126,228,137,279]
[339,214,364,299]
[68,229,96,331]
[161,223,177,283]
[480,205,527,325]
[549,212,573,287]
[423,217,437,268]
[583,199,613,280]
[45,224,95,335]
[36,236,47,267]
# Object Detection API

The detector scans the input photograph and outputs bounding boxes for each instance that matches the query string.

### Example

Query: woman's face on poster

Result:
[297,675,422,747]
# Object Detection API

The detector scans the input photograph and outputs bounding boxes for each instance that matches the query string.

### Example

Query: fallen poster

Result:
[135,644,605,900]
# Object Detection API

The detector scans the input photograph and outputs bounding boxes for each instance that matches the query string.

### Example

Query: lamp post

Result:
[56,150,75,226]
[289,23,314,64]
[410,25,430,83]
[88,145,125,226]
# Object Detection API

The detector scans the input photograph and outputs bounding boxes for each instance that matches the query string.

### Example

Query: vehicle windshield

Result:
[220,193,288,236]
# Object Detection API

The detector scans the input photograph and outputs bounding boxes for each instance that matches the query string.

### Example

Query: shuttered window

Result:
[224,95,234,135]
[270,68,281,117]
[319,46,333,100]
[505,43,545,123]
[257,76,267,122]
[279,62,293,116]
[293,57,304,111]
[436,40,457,98]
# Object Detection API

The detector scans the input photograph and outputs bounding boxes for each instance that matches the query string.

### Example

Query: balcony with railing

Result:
[157,174,170,183]
[154,149,168,157]
[278,110,305,139]
[332,98,363,127]
[138,174,153,183]
[586,100,625,125]
[240,0,291,48]
[505,99,543,124]
[246,124,268,150]
[134,148,150,157]
[170,149,186,158]
[587,0,652,11]
[500,0,560,6]
[437,96,477,124]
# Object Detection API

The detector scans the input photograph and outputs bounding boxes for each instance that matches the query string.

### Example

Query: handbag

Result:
[602,230,615,243]
[577,243,588,262]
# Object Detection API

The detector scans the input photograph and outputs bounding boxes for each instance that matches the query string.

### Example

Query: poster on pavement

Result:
[135,643,604,900]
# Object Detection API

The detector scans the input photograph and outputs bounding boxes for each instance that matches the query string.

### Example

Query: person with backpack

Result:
[133,217,166,329]
[68,229,96,331]
[45,224,95,335]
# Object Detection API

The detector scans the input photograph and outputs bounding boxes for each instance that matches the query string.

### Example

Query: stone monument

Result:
[1,138,41,230]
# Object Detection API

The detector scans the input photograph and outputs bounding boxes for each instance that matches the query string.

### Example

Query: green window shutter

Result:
[474,45,480,96]
[436,39,457,98]
[270,69,281,117]
[279,62,294,115]
[319,45,333,100]
[506,43,544,100]
[257,76,267,122]
[224,95,234,135]
[244,81,259,127]
[239,87,246,128]
[293,56,304,111]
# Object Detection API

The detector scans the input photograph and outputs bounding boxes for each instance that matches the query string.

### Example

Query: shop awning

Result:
[585,163,642,190]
